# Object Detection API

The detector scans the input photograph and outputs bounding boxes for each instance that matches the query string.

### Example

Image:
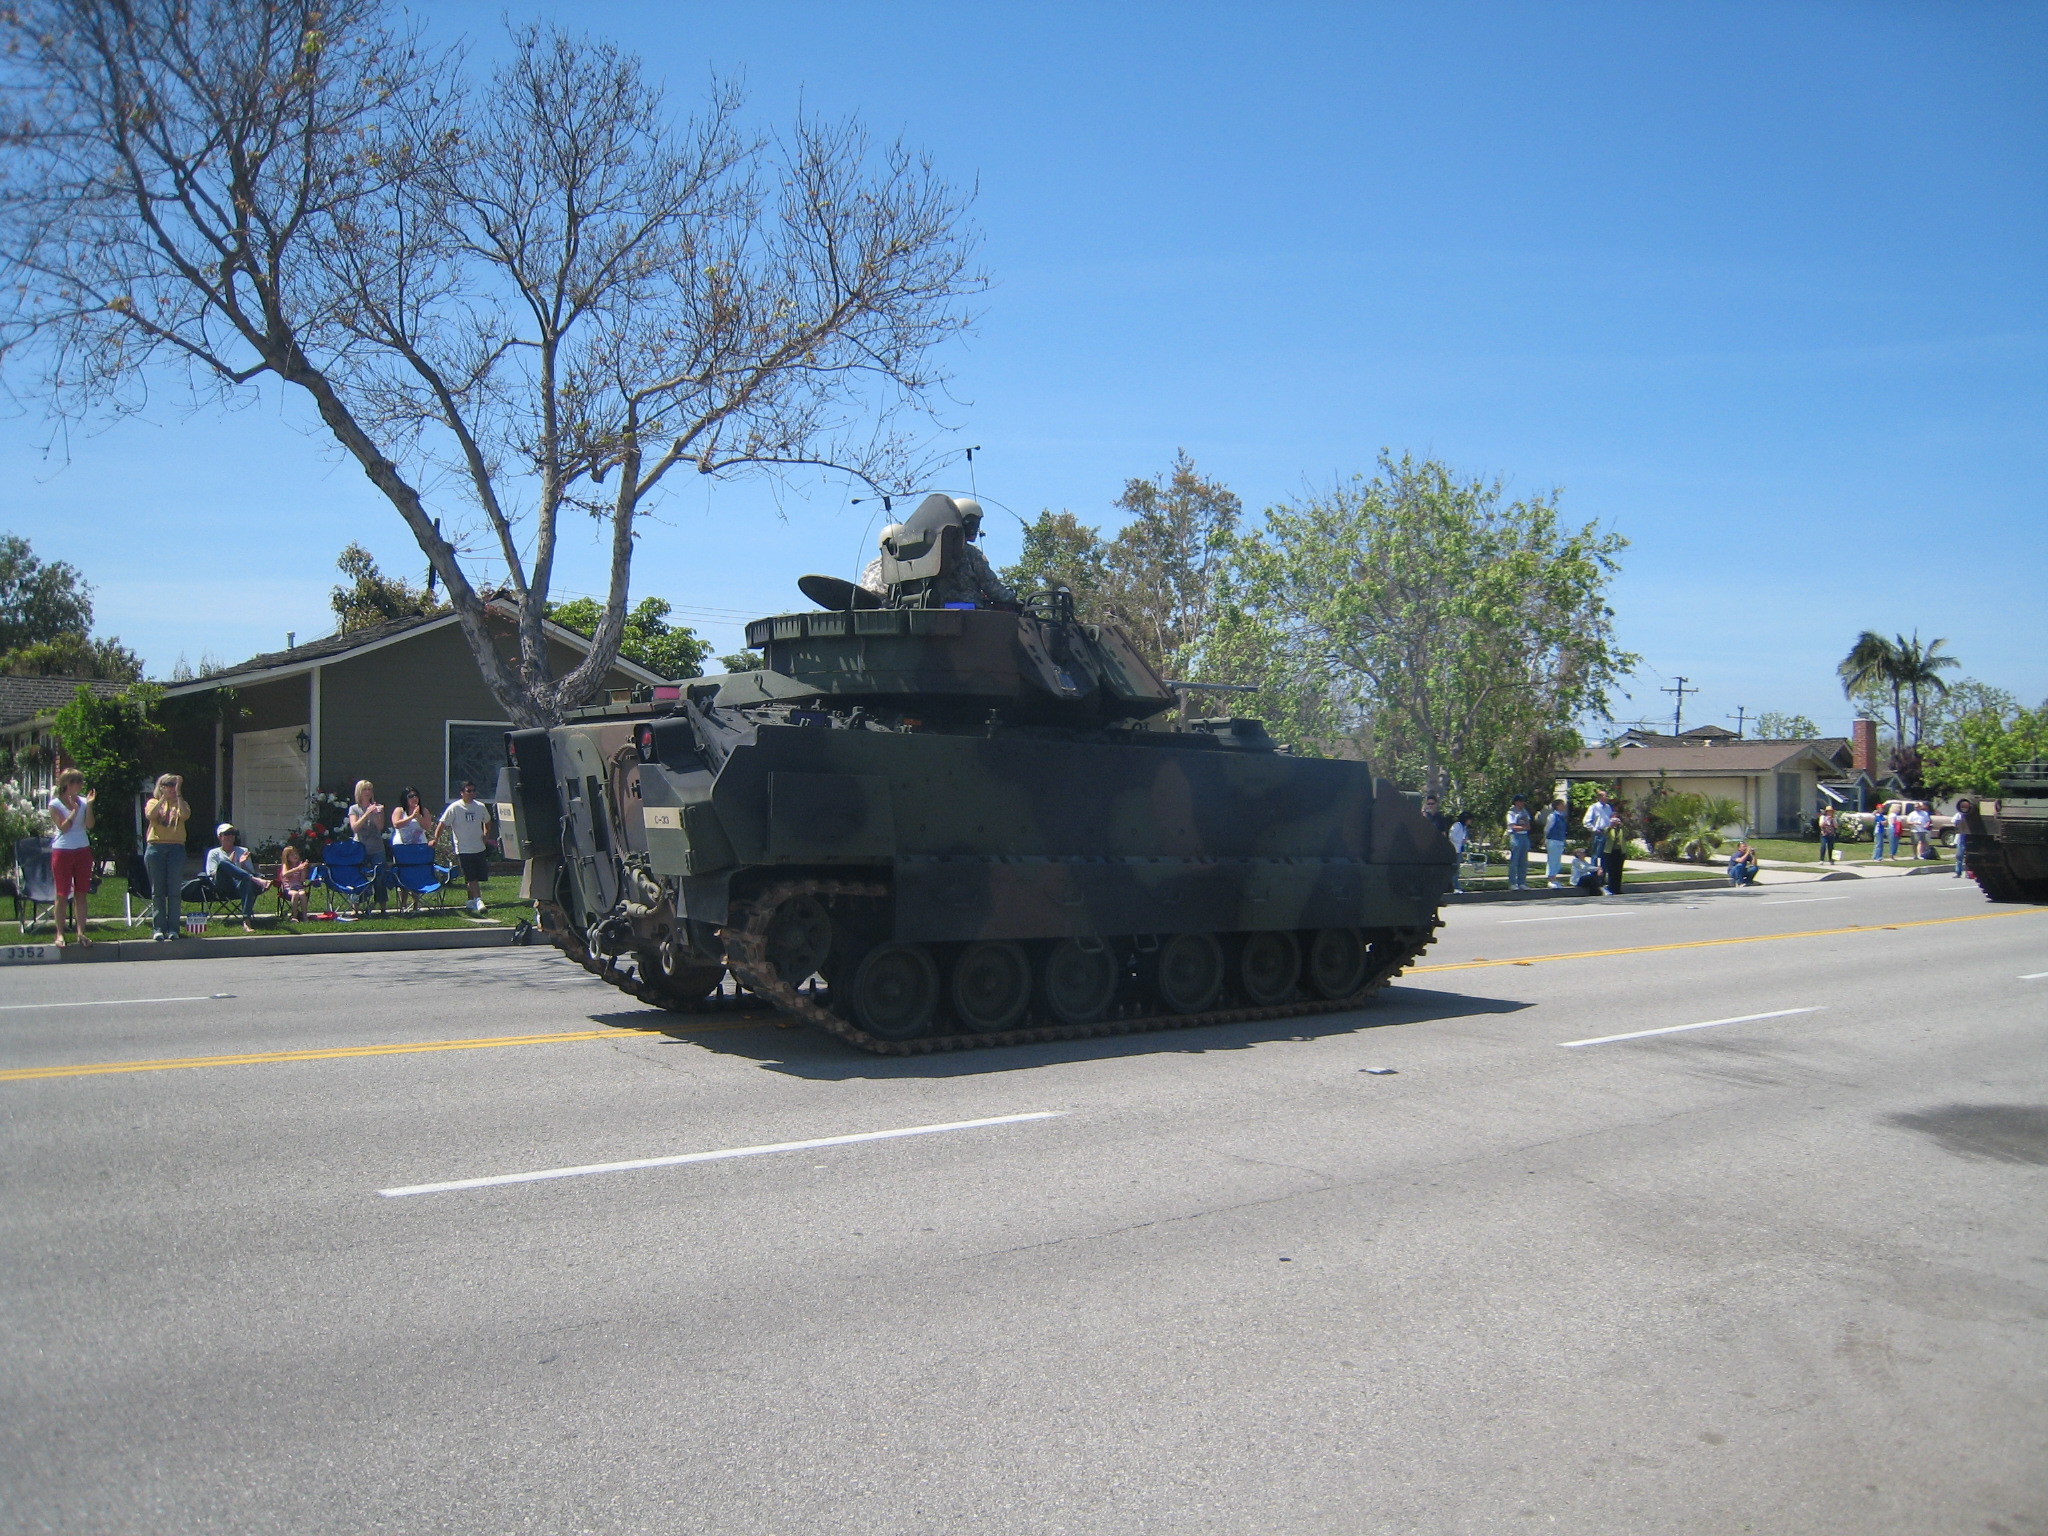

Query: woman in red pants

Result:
[48,768,96,946]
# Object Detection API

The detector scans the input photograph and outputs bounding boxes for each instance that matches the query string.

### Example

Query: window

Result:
[445,720,513,804]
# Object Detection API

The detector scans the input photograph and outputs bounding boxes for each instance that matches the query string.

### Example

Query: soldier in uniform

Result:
[860,499,1016,607]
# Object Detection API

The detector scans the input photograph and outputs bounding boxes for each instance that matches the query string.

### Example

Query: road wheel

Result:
[1235,930,1300,1005]
[1153,932,1224,1014]
[648,934,723,1009]
[764,894,835,988]
[1305,927,1370,999]
[1039,939,1118,1025]
[847,942,940,1040]
[949,941,1032,1031]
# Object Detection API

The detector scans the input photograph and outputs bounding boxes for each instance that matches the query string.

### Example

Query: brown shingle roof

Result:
[1570,739,1849,775]
[0,675,126,730]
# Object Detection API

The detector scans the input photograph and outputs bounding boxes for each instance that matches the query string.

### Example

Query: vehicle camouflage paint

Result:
[1961,760,2048,903]
[500,494,1456,1054]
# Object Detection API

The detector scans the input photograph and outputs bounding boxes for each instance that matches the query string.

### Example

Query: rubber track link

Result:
[709,878,1443,1057]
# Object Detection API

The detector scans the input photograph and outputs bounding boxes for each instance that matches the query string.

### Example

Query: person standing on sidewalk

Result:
[1505,795,1533,891]
[1600,811,1628,895]
[1907,802,1933,860]
[1542,797,1570,887]
[1870,804,1892,862]
[143,773,190,941]
[1952,798,1973,877]
[1447,813,1470,892]
[1584,790,1615,861]
[436,781,496,914]
[48,768,95,947]
[1817,805,1838,864]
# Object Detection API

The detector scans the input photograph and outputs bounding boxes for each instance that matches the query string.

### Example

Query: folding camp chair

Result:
[11,836,55,931]
[388,842,453,910]
[181,863,259,926]
[314,839,380,916]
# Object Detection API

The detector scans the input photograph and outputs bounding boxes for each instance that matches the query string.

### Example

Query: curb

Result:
[1448,878,1742,905]
[3,928,515,965]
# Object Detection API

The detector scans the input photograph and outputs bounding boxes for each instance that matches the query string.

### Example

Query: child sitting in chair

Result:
[276,844,311,921]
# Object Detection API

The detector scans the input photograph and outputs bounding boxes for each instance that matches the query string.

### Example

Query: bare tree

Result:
[0,1,981,721]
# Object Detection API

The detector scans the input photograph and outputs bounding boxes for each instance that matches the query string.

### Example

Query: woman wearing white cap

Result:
[204,823,273,933]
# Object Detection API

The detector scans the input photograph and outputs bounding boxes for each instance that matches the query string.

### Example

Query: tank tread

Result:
[717,878,1441,1056]
[1965,845,2048,904]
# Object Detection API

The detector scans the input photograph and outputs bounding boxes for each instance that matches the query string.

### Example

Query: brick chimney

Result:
[1852,719,1877,773]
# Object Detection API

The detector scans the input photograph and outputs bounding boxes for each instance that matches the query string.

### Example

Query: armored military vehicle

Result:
[499,493,1455,1055]
[1961,761,2048,902]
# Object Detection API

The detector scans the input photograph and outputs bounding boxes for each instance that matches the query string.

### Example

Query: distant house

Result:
[159,601,664,848]
[0,676,128,797]
[1565,728,1859,835]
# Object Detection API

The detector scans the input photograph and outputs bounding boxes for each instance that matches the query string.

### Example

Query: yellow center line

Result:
[1409,906,2043,974]
[4,907,2038,1085]
[0,1018,773,1083]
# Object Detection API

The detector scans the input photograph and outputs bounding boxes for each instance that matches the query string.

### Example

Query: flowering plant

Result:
[0,778,53,860]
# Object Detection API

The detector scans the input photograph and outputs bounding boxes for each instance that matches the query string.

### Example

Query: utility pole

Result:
[1661,676,1697,736]
[1727,706,1748,739]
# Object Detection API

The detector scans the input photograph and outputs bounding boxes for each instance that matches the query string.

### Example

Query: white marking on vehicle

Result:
[1561,1008,1822,1049]
[0,994,230,1012]
[378,1111,1068,1198]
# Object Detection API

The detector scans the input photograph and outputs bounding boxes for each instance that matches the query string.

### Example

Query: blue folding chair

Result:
[10,836,55,931]
[314,839,380,916]
[388,842,454,910]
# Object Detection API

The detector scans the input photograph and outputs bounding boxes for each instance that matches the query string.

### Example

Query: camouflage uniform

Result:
[861,540,1016,606]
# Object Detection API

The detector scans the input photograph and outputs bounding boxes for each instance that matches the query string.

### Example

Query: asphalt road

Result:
[3,875,2044,1535]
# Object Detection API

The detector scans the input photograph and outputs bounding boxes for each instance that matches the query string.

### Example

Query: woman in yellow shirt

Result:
[144,773,191,941]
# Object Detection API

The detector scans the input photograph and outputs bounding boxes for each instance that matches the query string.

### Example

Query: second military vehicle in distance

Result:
[498,492,1456,1054]
[1961,761,2048,903]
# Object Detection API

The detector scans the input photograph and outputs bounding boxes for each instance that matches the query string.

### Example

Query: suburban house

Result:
[0,676,127,799]
[1564,725,1864,835]
[159,601,664,849]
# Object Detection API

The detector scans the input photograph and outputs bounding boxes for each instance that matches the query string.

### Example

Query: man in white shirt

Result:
[436,782,496,912]
[1907,803,1934,860]
[1583,791,1616,861]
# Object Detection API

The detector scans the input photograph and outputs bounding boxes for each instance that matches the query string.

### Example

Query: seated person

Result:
[204,823,273,932]
[1726,841,1760,886]
[858,495,1016,608]
[276,843,311,921]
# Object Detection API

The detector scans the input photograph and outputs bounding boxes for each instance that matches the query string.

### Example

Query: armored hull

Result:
[503,582,1454,1053]
[1962,761,2048,903]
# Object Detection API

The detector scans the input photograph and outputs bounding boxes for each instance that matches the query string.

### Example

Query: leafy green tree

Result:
[1838,631,1905,744]
[1752,711,1820,739]
[50,684,167,858]
[1000,511,1109,612]
[718,651,764,673]
[0,533,93,652]
[1200,452,1633,823]
[0,630,143,682]
[1921,699,2048,796]
[1096,453,1240,676]
[547,597,709,680]
[1914,679,2019,745]
[331,544,444,634]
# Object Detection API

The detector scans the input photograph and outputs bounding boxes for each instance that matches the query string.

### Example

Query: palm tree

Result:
[1893,632,1959,745]
[1838,630,1904,744]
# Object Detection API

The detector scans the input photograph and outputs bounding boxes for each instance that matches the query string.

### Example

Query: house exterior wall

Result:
[206,622,642,831]
[313,626,633,808]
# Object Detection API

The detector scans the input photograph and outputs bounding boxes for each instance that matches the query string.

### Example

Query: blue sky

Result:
[3,0,2042,733]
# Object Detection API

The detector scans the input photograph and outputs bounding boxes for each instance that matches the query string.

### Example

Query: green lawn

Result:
[4,874,532,938]
[1746,836,1947,867]
[1457,861,1728,890]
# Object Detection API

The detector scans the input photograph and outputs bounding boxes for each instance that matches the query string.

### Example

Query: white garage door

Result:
[232,725,309,847]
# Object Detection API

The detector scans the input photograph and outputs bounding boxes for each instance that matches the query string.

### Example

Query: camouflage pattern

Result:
[1961,760,2048,903]
[508,530,1455,1049]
